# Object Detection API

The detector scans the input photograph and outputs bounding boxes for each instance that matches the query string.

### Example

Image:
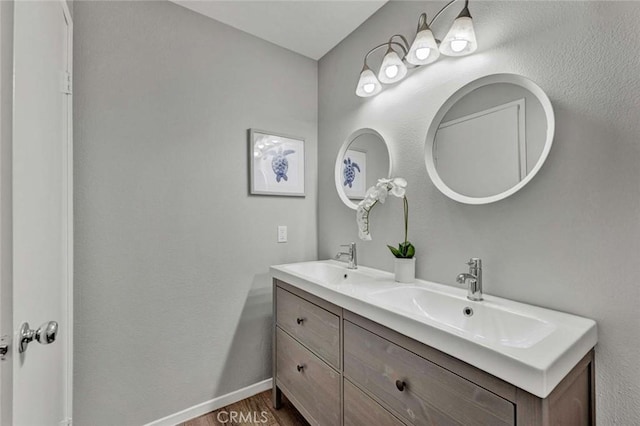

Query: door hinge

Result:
[0,335,8,360]
[61,71,72,95]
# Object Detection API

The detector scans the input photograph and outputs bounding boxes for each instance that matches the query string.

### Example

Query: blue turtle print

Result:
[266,147,296,183]
[343,157,361,188]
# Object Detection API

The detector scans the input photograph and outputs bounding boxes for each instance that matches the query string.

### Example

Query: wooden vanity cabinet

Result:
[276,328,340,425]
[273,279,595,426]
[273,280,343,425]
[343,379,403,426]
[343,319,514,426]
[275,286,340,369]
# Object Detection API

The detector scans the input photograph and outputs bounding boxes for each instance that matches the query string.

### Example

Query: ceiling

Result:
[171,1,388,60]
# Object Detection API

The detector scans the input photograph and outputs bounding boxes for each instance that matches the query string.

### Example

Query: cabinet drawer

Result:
[344,321,514,426]
[276,287,340,368]
[344,379,404,426]
[276,327,340,426]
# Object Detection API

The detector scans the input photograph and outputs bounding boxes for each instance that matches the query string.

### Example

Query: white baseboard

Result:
[144,378,273,426]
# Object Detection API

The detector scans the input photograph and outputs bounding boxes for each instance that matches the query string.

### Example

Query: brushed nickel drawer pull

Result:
[296,317,304,325]
[395,380,406,392]
[297,364,304,372]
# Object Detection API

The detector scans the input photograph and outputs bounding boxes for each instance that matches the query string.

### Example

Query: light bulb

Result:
[450,39,468,53]
[385,65,399,79]
[355,65,382,97]
[416,48,430,60]
[377,48,407,84]
[407,26,439,66]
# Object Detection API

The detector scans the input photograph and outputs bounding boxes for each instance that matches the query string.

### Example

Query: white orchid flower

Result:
[390,185,405,197]
[364,186,378,200]
[356,204,372,240]
[356,176,409,241]
[392,177,407,188]
[377,186,389,204]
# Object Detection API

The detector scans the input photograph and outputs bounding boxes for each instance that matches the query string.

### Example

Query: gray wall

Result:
[73,1,317,425]
[318,1,640,424]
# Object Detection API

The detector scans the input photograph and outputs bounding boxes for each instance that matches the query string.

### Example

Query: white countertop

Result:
[271,260,597,398]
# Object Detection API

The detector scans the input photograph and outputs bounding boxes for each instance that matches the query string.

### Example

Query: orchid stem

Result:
[364,200,378,234]
[403,196,408,247]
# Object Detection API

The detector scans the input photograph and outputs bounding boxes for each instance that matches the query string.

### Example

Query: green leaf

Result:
[396,242,415,258]
[406,243,415,258]
[387,245,402,258]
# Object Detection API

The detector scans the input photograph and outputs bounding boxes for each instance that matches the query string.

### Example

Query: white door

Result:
[435,100,526,198]
[7,0,73,424]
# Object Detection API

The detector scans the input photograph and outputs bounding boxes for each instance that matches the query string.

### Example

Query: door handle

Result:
[0,335,8,360]
[19,321,58,353]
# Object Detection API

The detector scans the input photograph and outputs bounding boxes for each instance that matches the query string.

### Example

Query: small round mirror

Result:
[335,128,392,210]
[425,74,554,204]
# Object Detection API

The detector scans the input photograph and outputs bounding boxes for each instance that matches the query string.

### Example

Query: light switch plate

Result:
[277,226,287,243]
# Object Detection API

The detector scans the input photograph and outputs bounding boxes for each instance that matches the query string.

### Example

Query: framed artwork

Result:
[342,149,367,199]
[249,129,305,197]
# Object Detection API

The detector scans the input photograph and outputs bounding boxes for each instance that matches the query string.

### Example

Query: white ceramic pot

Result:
[394,257,416,283]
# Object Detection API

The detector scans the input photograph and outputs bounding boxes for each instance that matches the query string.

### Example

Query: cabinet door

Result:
[344,379,404,426]
[344,321,514,426]
[276,287,340,368]
[276,328,340,425]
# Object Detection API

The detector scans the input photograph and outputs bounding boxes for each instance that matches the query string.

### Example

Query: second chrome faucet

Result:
[456,258,483,301]
[335,242,357,269]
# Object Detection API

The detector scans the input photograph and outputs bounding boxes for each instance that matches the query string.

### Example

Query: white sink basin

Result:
[368,286,556,349]
[271,260,597,398]
[282,261,372,286]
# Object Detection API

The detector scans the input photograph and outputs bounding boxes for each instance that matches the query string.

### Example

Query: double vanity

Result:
[271,260,597,425]
[275,72,596,425]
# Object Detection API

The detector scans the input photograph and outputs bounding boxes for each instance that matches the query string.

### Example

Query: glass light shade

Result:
[377,49,408,84]
[355,66,382,97]
[440,16,477,56]
[407,28,440,66]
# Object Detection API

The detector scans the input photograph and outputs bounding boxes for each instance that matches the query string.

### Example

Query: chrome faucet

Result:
[456,258,483,301]
[335,242,357,269]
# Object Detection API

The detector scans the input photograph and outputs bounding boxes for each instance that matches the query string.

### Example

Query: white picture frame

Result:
[342,149,367,200]
[249,129,305,197]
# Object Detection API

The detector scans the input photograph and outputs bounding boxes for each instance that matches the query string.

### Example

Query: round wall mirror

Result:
[335,128,392,210]
[425,74,555,204]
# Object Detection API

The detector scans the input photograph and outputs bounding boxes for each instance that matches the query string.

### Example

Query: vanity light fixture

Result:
[355,0,478,98]
[440,2,478,56]
[378,38,408,84]
[355,64,383,97]
[406,15,440,66]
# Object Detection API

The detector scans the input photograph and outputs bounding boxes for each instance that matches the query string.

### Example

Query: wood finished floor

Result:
[180,391,309,426]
